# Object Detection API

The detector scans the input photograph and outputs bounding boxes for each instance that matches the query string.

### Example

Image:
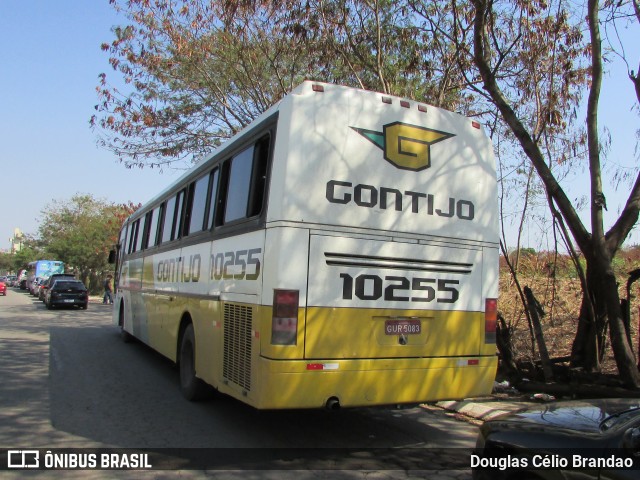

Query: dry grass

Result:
[498,250,640,377]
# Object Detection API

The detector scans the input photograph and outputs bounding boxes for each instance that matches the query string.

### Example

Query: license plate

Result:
[385,319,421,335]
[64,299,75,303]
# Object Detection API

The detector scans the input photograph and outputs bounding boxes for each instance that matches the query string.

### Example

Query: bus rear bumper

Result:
[249,355,498,409]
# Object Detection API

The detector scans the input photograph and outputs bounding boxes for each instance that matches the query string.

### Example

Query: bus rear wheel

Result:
[179,324,208,401]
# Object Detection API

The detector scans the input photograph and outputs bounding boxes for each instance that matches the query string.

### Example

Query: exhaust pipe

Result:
[325,397,341,411]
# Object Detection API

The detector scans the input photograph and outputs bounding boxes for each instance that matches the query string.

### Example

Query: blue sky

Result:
[0,1,638,252]
[0,1,182,251]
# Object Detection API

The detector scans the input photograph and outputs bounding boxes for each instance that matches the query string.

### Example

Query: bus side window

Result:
[141,210,154,250]
[173,189,186,240]
[121,224,130,256]
[215,162,230,227]
[184,182,195,236]
[128,220,140,254]
[146,206,160,248]
[186,173,210,236]
[135,216,146,252]
[247,134,270,217]
[220,134,271,225]
[206,168,220,230]
[224,147,254,223]
[161,197,176,244]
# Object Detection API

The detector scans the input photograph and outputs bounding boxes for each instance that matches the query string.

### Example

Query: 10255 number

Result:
[210,248,261,280]
[339,273,459,303]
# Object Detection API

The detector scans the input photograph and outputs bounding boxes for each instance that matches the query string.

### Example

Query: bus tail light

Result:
[485,298,497,344]
[272,289,299,345]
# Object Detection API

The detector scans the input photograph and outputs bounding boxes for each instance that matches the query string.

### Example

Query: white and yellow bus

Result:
[111,81,499,409]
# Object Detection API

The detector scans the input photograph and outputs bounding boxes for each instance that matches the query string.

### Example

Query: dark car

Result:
[39,273,76,301]
[472,398,640,480]
[45,279,89,309]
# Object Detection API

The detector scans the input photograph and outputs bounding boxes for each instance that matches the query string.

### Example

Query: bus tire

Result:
[119,302,133,343]
[120,327,133,343]
[179,324,208,401]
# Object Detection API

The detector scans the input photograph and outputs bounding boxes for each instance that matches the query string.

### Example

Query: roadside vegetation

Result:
[499,246,640,395]
[0,195,138,294]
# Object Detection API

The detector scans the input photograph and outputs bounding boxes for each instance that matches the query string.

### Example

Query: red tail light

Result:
[485,298,497,343]
[272,289,299,345]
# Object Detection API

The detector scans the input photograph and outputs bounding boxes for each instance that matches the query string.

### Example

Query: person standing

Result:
[103,274,114,304]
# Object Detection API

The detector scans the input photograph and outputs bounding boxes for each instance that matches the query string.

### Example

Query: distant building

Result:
[10,228,23,253]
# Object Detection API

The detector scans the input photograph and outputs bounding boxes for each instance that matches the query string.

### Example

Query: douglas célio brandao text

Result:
[471,453,635,470]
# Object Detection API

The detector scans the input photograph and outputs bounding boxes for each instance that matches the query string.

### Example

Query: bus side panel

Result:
[117,258,150,343]
[259,226,309,360]
[190,298,222,388]
[141,248,180,359]
[191,230,265,395]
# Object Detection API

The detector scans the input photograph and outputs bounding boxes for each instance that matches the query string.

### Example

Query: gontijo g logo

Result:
[351,122,455,172]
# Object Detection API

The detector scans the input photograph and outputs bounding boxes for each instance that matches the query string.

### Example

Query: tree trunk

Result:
[524,287,554,382]
[571,255,640,388]
[593,259,640,388]
[496,314,519,377]
[571,263,608,372]
[579,252,640,387]
[570,293,601,372]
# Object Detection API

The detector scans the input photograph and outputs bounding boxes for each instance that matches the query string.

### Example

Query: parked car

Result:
[45,279,89,309]
[35,278,47,298]
[30,277,43,296]
[39,273,76,301]
[0,280,6,296]
[18,269,28,290]
[6,275,17,287]
[35,278,48,298]
[472,398,640,480]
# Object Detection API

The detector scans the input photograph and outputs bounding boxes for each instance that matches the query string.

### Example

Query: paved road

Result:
[0,288,478,479]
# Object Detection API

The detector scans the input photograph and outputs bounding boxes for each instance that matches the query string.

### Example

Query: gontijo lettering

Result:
[326,180,475,220]
[157,254,201,283]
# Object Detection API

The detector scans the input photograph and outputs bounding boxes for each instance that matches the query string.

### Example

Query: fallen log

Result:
[514,379,640,399]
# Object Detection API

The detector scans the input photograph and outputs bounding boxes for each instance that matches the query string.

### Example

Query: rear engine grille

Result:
[223,304,253,391]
